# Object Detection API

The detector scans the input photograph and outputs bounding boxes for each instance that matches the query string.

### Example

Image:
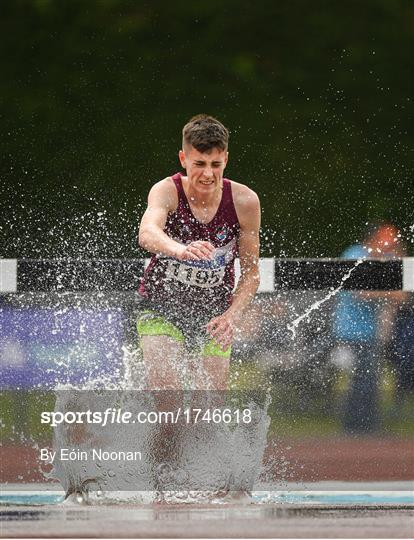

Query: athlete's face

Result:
[179,146,228,194]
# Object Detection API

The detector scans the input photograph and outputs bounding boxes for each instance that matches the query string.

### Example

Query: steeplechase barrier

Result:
[1,258,413,293]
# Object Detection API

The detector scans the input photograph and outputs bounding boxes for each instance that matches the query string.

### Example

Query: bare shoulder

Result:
[148,176,178,211]
[149,176,177,197]
[230,180,260,209]
[230,180,260,226]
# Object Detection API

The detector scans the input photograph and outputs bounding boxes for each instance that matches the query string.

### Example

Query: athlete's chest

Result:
[167,202,238,245]
[187,202,220,224]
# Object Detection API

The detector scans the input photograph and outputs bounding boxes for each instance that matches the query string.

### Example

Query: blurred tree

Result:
[1,0,413,257]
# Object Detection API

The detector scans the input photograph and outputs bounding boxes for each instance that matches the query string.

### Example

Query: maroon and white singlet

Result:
[139,172,240,325]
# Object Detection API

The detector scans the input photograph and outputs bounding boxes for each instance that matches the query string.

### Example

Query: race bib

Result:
[164,259,225,288]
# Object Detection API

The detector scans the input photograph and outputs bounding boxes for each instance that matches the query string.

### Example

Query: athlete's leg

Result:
[137,311,187,389]
[190,336,231,390]
[188,352,253,500]
[140,334,188,484]
[141,334,186,390]
[191,355,230,390]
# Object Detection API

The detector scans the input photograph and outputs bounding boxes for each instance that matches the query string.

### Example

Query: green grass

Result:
[269,414,340,437]
[229,361,414,437]
[0,391,55,442]
[1,363,413,442]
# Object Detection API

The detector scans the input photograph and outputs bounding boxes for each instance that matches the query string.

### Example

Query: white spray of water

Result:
[287,259,364,339]
[51,345,271,505]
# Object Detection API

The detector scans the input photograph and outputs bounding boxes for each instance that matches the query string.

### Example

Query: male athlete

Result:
[138,114,260,390]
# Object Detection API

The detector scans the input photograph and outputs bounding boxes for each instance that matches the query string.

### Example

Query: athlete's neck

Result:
[182,176,223,208]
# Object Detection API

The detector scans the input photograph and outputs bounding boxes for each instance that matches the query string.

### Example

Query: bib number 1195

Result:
[165,260,225,288]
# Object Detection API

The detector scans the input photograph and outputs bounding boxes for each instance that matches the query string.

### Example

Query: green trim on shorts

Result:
[201,339,231,358]
[136,310,231,358]
[137,311,184,341]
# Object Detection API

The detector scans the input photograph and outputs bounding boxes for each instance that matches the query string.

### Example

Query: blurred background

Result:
[1,0,413,257]
[1,0,413,486]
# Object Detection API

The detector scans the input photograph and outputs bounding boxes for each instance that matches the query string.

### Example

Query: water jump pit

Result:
[2,406,413,538]
[1,483,414,538]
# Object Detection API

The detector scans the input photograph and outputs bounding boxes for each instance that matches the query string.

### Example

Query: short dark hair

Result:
[182,114,229,152]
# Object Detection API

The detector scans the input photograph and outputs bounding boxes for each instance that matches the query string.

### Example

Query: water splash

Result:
[48,344,271,504]
[287,259,364,339]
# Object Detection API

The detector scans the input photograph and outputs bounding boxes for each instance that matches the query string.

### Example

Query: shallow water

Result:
[1,488,413,540]
[1,483,413,507]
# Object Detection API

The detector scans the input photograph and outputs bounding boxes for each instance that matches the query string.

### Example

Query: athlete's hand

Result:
[177,241,215,261]
[206,312,235,352]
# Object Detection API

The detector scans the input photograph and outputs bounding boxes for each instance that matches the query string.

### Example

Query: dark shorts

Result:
[136,297,231,358]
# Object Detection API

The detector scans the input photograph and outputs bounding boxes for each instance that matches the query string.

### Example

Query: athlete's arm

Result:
[207,185,261,350]
[139,178,214,261]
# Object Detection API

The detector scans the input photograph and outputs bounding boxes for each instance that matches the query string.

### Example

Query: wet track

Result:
[1,502,414,538]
